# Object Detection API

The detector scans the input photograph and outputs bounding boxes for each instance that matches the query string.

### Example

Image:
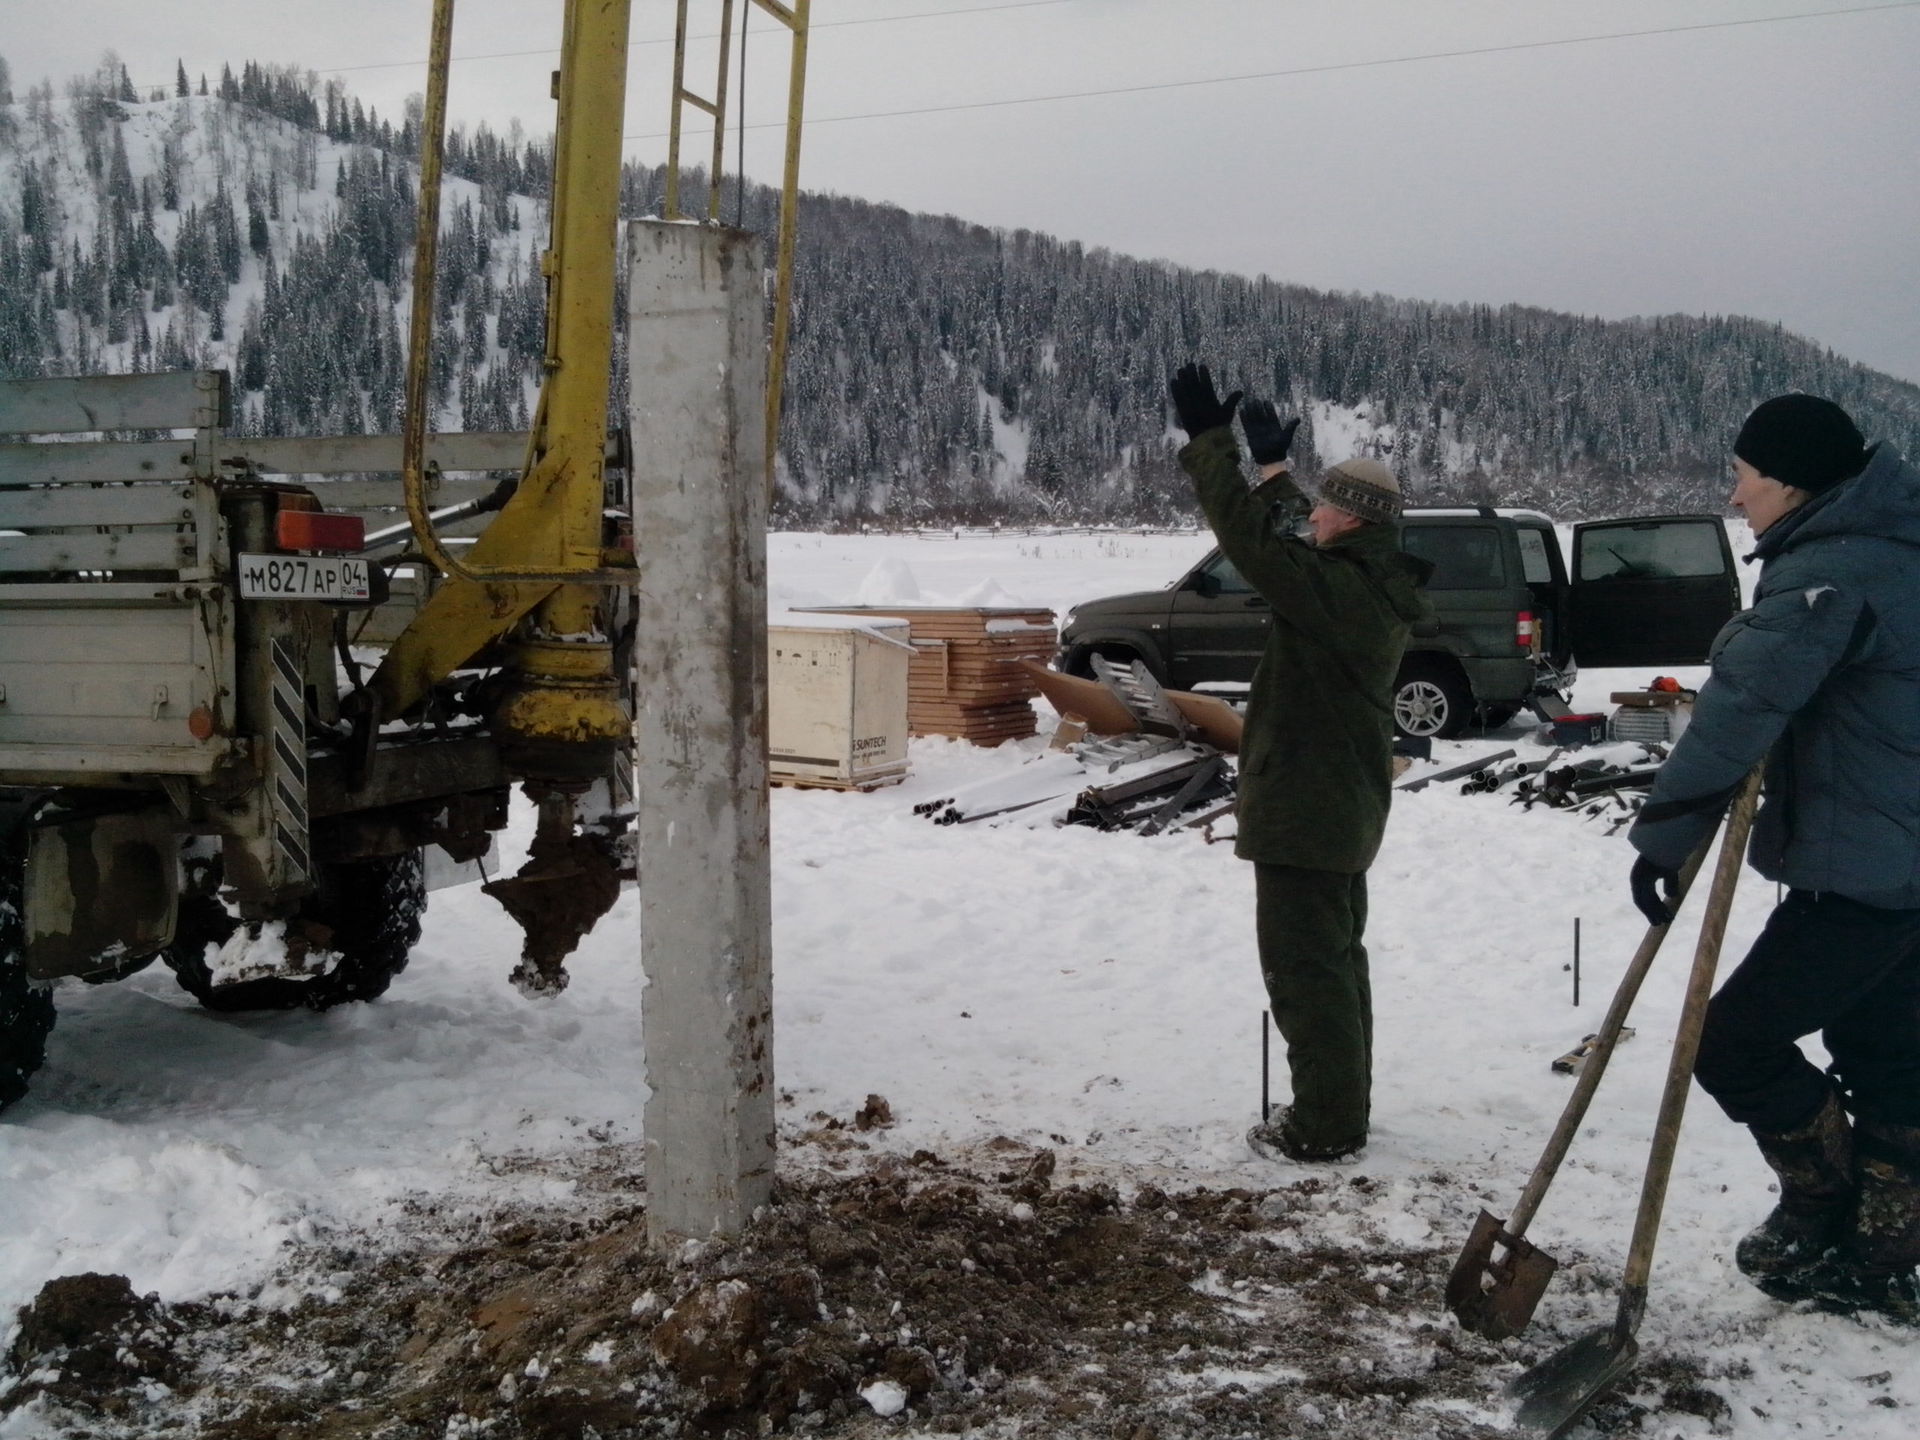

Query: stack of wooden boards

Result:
[800,606,1058,745]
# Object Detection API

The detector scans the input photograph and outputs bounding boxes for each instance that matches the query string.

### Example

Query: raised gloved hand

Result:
[1168,362,1242,439]
[1630,855,1683,927]
[1239,398,1300,467]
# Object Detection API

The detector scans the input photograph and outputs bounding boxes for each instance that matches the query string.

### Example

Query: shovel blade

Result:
[1508,1324,1640,1437]
[1446,1209,1561,1340]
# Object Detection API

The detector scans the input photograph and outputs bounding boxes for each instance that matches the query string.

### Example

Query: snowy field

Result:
[4,528,1915,1437]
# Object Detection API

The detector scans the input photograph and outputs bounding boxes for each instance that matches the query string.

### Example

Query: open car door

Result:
[1567,515,1740,669]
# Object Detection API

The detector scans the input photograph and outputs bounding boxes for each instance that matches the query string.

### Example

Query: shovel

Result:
[1446,827,1720,1340]
[1509,770,1763,1437]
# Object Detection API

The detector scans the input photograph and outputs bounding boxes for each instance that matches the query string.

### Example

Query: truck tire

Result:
[162,851,426,1013]
[1,846,57,1112]
[305,851,426,1006]
[1392,659,1473,740]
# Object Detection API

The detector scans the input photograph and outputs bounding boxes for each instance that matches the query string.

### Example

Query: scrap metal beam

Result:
[1395,748,1517,793]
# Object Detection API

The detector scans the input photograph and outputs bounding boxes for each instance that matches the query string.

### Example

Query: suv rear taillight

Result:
[1516,610,1540,654]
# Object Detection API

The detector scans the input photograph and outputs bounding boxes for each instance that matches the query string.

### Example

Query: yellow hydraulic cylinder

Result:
[477,0,635,780]
[541,0,632,570]
[492,585,630,782]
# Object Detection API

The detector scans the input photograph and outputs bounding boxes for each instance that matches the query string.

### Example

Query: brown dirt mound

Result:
[1,1137,1735,1439]
[4,1271,197,1418]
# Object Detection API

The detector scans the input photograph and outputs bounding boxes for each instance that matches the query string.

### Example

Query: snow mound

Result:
[205,920,339,987]
[950,576,1024,607]
[854,557,922,604]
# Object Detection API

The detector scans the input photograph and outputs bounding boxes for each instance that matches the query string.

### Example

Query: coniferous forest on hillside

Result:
[2,54,1918,525]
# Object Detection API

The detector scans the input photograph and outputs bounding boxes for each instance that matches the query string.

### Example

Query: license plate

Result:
[236,553,372,601]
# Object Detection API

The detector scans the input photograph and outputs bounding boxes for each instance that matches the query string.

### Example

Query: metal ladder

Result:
[664,0,813,483]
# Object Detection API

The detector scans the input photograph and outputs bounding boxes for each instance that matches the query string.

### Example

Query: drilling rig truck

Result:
[0,0,811,1110]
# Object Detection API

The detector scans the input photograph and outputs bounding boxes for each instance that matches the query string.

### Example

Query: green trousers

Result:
[1255,863,1373,1150]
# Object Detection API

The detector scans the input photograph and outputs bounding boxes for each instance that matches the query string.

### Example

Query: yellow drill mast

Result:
[364,0,809,990]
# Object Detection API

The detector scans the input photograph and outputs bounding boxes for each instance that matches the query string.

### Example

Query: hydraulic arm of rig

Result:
[354,0,639,994]
[359,0,810,992]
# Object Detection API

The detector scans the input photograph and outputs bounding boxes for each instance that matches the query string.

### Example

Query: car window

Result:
[1577,521,1724,581]
[1516,528,1555,585]
[1199,553,1253,593]
[1401,525,1505,589]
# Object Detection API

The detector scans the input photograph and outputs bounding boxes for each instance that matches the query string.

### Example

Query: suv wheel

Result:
[1393,660,1472,740]
[1062,643,1149,681]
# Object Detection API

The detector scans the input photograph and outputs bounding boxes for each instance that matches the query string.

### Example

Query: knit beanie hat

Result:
[1734,395,1868,494]
[1317,457,1403,525]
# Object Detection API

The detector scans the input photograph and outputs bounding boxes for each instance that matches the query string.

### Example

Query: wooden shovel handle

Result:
[1505,823,1720,1237]
[1613,769,1765,1330]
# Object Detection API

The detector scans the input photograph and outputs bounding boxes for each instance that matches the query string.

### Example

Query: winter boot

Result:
[1781,1116,1920,1325]
[1246,1105,1366,1164]
[1736,1087,1855,1295]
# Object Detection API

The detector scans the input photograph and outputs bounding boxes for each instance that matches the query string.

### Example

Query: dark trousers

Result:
[1255,863,1372,1148]
[1695,889,1920,1133]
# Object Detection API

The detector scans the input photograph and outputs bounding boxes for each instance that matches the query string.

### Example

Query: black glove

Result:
[1239,398,1300,467]
[1168,362,1242,439]
[1630,856,1682,927]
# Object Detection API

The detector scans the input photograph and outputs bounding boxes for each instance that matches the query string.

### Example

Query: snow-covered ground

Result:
[4,528,1914,1437]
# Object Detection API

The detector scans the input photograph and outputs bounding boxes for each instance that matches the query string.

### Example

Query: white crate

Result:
[1608,703,1692,744]
[768,617,913,789]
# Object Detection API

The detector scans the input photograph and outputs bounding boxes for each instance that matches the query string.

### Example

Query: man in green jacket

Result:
[1168,362,1431,1162]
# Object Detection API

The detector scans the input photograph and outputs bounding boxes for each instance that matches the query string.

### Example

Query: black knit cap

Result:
[1734,394,1868,494]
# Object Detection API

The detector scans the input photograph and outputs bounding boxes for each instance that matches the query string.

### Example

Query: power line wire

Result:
[622,1,1920,143]
[310,0,1079,78]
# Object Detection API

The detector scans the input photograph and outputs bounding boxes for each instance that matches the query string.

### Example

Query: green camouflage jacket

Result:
[1179,426,1431,871]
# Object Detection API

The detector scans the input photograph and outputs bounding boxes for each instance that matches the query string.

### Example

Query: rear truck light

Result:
[274,508,366,553]
[1516,610,1539,654]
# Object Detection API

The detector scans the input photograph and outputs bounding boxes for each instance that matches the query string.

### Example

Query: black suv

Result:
[1056,509,1740,738]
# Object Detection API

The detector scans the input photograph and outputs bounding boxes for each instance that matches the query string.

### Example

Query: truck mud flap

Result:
[23,806,179,981]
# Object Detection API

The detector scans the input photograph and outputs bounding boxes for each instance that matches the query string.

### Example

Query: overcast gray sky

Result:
[9,1,1920,383]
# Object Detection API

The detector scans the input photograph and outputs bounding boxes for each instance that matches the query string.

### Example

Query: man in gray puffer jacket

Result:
[1628,394,1920,1324]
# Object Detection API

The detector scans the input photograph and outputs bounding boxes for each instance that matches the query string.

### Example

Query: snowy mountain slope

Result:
[7,70,1920,528]
[0,84,543,433]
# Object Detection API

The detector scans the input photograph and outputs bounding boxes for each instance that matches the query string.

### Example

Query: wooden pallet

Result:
[769,768,908,792]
